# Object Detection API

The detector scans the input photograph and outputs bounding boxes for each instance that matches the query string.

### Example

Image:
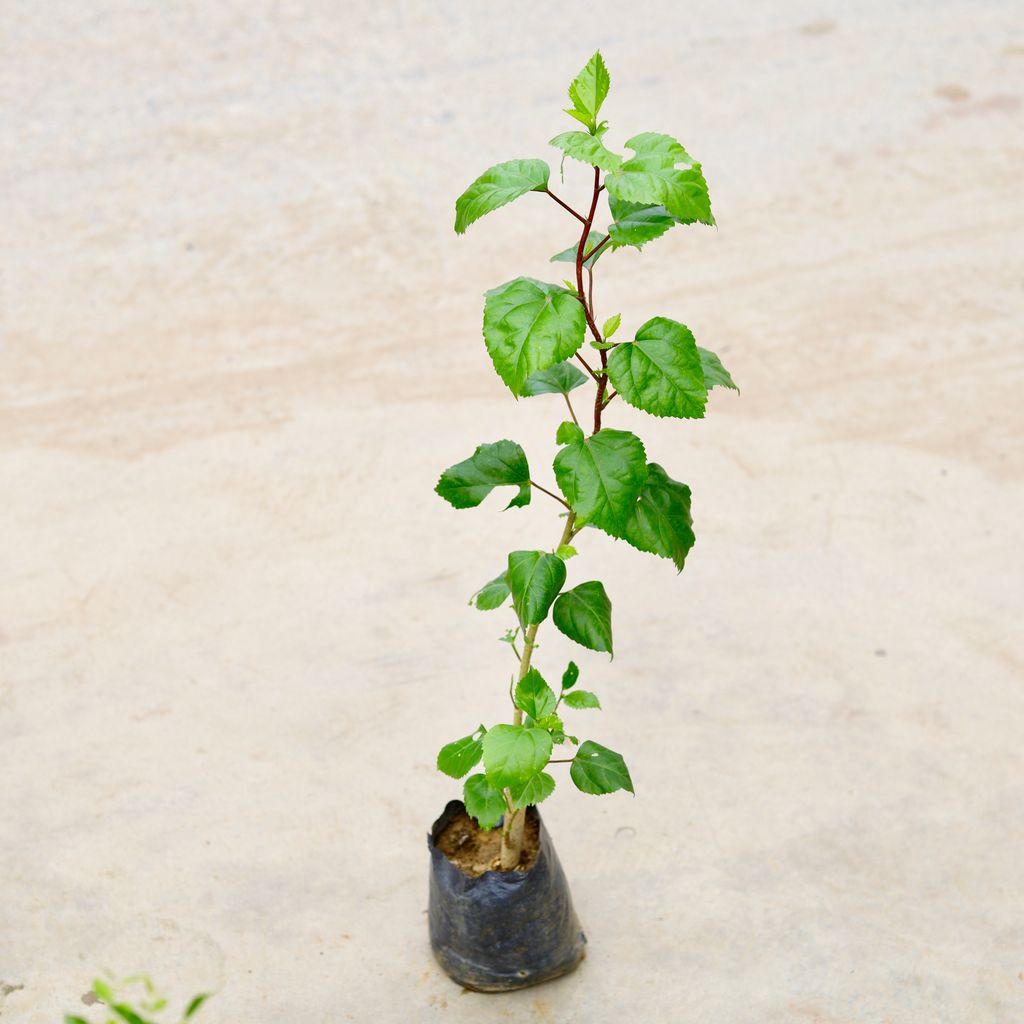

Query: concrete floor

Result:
[2,2,1022,1021]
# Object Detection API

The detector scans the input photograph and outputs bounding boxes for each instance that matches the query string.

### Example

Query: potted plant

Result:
[428,51,737,992]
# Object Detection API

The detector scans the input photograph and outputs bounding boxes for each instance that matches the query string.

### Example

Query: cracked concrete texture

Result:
[1,1,1022,1021]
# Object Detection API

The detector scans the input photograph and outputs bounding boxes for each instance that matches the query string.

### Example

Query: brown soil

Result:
[435,810,541,877]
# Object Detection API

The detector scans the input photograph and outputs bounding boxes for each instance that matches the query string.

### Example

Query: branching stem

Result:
[543,188,587,224]
[501,163,611,869]
[529,480,571,510]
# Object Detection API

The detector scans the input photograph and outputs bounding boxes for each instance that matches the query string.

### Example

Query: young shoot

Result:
[435,51,737,869]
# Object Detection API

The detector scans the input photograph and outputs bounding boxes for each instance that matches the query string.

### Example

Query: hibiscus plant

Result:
[435,51,737,869]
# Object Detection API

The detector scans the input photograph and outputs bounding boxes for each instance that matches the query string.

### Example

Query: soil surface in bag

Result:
[436,809,540,876]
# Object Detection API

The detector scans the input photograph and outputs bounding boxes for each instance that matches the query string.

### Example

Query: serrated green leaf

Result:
[471,573,510,610]
[509,771,555,809]
[184,994,211,1019]
[514,668,558,721]
[565,51,611,132]
[507,550,567,626]
[482,724,554,787]
[535,712,564,733]
[553,428,648,532]
[553,581,614,655]
[437,731,484,779]
[570,740,634,795]
[602,313,621,339]
[454,159,549,234]
[563,689,601,709]
[463,774,506,830]
[607,196,678,248]
[556,420,585,445]
[549,131,622,172]
[698,347,739,393]
[609,462,695,571]
[606,317,707,419]
[555,544,578,560]
[436,439,531,509]
[561,661,580,690]
[550,230,609,269]
[605,133,713,226]
[521,360,589,397]
[483,278,587,396]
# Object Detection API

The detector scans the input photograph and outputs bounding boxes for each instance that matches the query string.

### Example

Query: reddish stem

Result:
[544,188,587,224]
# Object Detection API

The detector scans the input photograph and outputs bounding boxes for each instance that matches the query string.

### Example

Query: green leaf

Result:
[556,420,585,446]
[565,51,611,132]
[550,230,608,269]
[184,994,211,1019]
[483,278,587,396]
[602,313,621,339]
[605,133,713,226]
[535,712,564,734]
[454,159,549,234]
[570,740,634,795]
[607,195,677,248]
[110,1005,150,1024]
[606,317,707,419]
[65,1018,91,1024]
[507,550,567,626]
[563,690,601,709]
[561,661,580,690]
[610,462,695,571]
[436,440,531,509]
[549,131,622,172]
[471,573,510,610]
[553,428,648,532]
[437,730,485,779]
[521,360,589,397]
[555,544,578,560]
[699,347,739,393]
[463,774,506,830]
[515,668,557,721]
[509,771,555,809]
[482,724,554,787]
[553,581,614,655]
[93,979,115,1004]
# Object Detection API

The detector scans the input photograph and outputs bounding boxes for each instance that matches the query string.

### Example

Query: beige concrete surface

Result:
[2,1,1022,1021]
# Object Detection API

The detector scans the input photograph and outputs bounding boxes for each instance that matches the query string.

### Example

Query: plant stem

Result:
[501,510,577,868]
[575,168,604,348]
[562,392,580,427]
[543,188,587,224]
[529,480,571,509]
[584,234,612,263]
[574,352,599,380]
[500,165,608,869]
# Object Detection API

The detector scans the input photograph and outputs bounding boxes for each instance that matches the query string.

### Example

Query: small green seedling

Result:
[437,52,737,869]
[65,974,211,1024]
